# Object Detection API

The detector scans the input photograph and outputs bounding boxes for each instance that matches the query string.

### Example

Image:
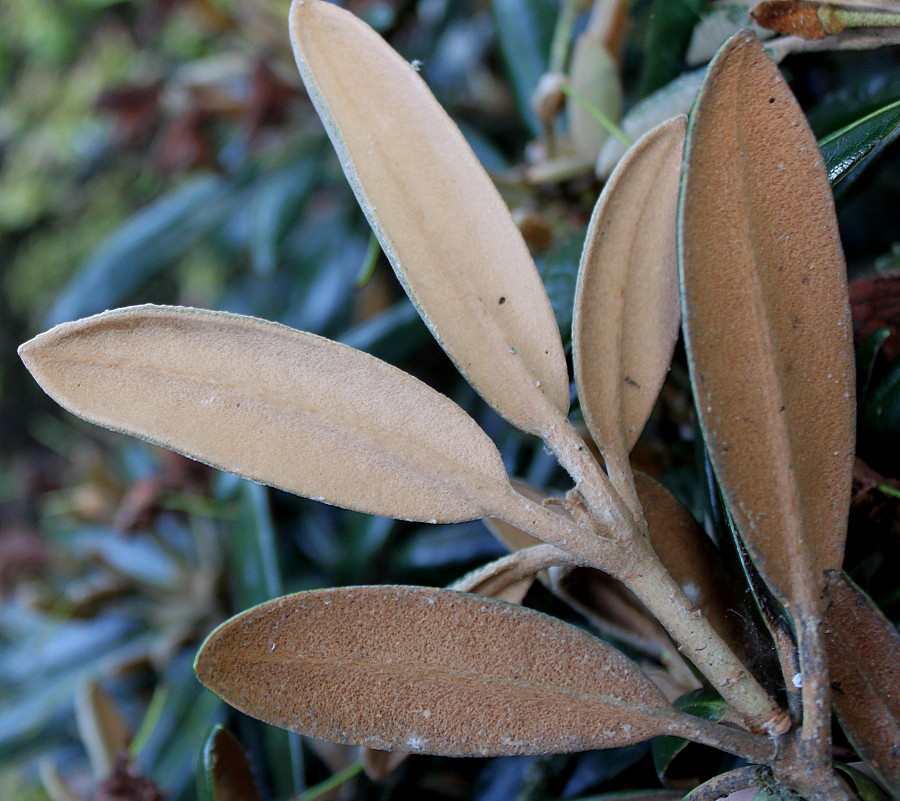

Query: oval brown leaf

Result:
[195,586,675,757]
[289,0,569,437]
[574,116,685,459]
[825,572,900,794]
[18,305,512,523]
[680,31,855,608]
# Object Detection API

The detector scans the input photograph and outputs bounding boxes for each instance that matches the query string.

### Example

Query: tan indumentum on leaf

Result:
[17,305,513,524]
[679,31,855,609]
[195,586,676,757]
[289,0,570,437]
[824,572,900,794]
[573,116,685,461]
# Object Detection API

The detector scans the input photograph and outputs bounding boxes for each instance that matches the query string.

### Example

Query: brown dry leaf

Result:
[195,586,677,756]
[573,116,685,462]
[75,680,131,780]
[824,572,900,794]
[680,31,855,609]
[289,0,570,437]
[18,305,512,524]
[203,727,263,801]
[450,543,572,604]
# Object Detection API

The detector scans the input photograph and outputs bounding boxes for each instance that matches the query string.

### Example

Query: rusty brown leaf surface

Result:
[204,727,263,801]
[679,31,855,609]
[574,116,685,459]
[195,586,676,756]
[825,572,900,794]
[289,0,569,437]
[18,305,513,524]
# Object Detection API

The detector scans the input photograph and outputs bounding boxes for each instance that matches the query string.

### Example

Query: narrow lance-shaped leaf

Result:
[819,98,900,194]
[573,116,685,464]
[195,586,679,757]
[679,31,855,610]
[289,0,570,437]
[824,572,900,795]
[18,305,514,524]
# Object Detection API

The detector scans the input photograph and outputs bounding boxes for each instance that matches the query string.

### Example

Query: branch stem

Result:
[538,419,787,735]
[666,714,775,764]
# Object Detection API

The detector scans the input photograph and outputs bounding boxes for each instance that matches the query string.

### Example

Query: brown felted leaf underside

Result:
[680,31,855,607]
[19,305,510,523]
[289,0,569,437]
[825,572,900,794]
[195,586,674,756]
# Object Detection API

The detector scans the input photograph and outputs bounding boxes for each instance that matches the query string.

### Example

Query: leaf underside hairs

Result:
[17,0,885,796]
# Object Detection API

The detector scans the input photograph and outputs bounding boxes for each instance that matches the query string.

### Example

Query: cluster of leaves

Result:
[3,1,900,800]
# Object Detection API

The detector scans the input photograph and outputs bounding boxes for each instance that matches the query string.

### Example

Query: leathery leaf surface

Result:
[679,32,855,607]
[18,305,512,523]
[195,586,676,757]
[289,0,569,437]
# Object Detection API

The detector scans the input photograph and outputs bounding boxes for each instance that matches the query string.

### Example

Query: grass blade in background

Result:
[639,0,705,97]
[223,477,303,797]
[45,176,234,328]
[491,0,556,136]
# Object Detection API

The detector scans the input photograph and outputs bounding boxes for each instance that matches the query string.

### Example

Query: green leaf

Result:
[45,176,235,327]
[539,232,584,348]
[820,98,900,196]
[856,327,891,400]
[835,763,890,801]
[250,159,320,277]
[639,0,705,97]
[860,359,900,452]
[219,477,303,798]
[651,689,727,783]
[490,0,556,135]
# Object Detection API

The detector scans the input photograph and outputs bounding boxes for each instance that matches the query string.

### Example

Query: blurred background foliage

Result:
[0,0,898,799]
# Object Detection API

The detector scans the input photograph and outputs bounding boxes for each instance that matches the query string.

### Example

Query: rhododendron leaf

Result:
[195,586,677,756]
[574,116,685,459]
[19,305,513,523]
[289,0,569,437]
[680,31,855,609]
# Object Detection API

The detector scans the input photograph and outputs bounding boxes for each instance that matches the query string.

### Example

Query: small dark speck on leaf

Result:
[498,297,506,305]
